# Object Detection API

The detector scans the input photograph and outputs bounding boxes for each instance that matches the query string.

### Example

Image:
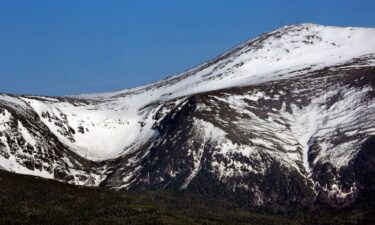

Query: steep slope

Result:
[1,23,375,209]
[102,62,375,208]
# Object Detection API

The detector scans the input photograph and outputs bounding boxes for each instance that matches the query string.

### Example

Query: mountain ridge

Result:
[74,23,375,100]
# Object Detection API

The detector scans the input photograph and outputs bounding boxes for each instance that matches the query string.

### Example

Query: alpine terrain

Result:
[1,23,375,212]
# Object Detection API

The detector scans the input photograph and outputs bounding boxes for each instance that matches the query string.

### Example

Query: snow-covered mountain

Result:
[1,23,375,209]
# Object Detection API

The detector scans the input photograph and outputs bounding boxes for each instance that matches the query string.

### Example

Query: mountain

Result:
[1,23,375,210]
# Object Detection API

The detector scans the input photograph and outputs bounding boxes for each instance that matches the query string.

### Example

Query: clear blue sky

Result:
[1,0,375,96]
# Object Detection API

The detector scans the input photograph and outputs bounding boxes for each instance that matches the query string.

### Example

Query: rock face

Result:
[0,97,102,186]
[1,24,375,210]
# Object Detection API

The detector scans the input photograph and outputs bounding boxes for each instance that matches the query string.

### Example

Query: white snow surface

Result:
[19,97,161,160]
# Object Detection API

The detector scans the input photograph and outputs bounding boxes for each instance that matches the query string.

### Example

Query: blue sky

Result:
[1,0,375,96]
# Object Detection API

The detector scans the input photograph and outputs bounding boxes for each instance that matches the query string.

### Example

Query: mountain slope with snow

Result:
[79,23,375,100]
[1,23,375,209]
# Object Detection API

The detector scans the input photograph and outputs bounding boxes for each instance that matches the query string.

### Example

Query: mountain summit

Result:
[1,24,375,209]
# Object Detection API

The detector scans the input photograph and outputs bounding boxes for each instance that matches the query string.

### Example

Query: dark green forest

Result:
[0,170,374,225]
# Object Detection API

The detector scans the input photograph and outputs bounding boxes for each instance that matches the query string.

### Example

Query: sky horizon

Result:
[1,0,375,96]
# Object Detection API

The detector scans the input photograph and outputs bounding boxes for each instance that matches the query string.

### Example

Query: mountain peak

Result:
[78,24,375,101]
